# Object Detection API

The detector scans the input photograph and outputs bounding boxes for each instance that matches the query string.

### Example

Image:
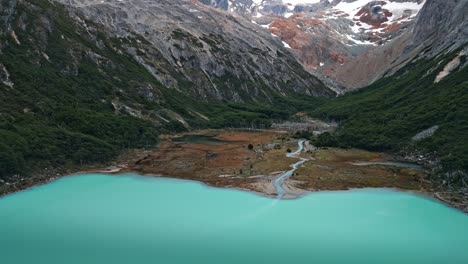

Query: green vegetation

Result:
[0,0,327,181]
[311,49,468,182]
[0,0,167,179]
[182,95,327,130]
[1,0,465,187]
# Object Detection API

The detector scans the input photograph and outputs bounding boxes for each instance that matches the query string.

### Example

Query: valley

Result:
[0,0,467,262]
[0,128,444,206]
[78,127,467,211]
[0,0,466,210]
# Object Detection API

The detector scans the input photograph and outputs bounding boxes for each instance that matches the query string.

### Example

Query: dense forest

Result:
[1,0,466,186]
[0,0,161,178]
[311,49,468,185]
[0,0,320,179]
[0,0,318,180]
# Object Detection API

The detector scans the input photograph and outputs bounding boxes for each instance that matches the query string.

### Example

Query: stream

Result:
[272,140,308,198]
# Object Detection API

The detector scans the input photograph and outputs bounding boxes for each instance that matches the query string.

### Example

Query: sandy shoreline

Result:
[105,169,468,210]
[1,129,466,213]
[1,166,467,213]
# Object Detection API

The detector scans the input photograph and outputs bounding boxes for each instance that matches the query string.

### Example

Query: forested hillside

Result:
[0,0,168,178]
[0,0,325,181]
[313,48,468,185]
[1,0,467,189]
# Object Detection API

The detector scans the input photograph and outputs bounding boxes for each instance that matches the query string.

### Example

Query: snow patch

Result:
[333,0,425,37]
[345,34,375,46]
[282,0,320,5]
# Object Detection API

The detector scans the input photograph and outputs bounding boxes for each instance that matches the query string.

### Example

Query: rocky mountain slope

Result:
[0,0,333,182]
[200,0,425,90]
[56,0,334,101]
[312,0,468,187]
[330,0,468,88]
[0,0,466,190]
[0,0,162,179]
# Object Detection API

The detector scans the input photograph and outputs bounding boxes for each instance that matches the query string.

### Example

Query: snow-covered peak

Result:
[331,0,425,40]
[282,0,321,4]
[199,0,426,79]
[333,0,424,23]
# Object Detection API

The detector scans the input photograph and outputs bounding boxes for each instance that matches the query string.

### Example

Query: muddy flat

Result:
[117,130,428,196]
[294,148,426,191]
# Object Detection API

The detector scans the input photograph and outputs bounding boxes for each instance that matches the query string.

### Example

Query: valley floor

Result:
[102,129,467,212]
[1,129,467,213]
[116,130,426,194]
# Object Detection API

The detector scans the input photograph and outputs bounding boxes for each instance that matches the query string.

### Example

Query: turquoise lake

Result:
[1,173,468,264]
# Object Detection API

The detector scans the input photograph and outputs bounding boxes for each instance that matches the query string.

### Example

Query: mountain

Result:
[0,0,466,188]
[329,0,468,88]
[0,0,334,181]
[312,0,468,185]
[56,0,334,101]
[0,0,172,179]
[202,0,424,46]
[199,0,425,90]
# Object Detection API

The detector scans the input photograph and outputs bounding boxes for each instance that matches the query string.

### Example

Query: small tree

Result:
[287,148,292,153]
[247,144,254,150]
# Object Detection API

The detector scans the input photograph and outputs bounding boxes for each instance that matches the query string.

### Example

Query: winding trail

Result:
[273,140,309,198]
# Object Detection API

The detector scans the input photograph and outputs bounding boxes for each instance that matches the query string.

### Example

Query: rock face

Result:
[200,0,425,90]
[0,0,18,89]
[55,0,335,101]
[331,0,468,88]
[0,0,17,32]
[0,64,14,88]
[408,0,468,57]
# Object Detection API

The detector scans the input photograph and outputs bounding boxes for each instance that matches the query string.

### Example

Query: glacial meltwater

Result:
[1,174,468,264]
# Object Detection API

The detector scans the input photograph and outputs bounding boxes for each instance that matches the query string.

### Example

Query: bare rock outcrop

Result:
[0,63,14,88]
[55,0,335,101]
[200,0,425,90]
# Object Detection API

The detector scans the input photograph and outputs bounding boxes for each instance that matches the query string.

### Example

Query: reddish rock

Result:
[385,22,402,33]
[330,52,347,64]
[351,1,399,30]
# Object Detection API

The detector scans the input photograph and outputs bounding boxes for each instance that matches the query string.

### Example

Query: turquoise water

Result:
[1,174,468,264]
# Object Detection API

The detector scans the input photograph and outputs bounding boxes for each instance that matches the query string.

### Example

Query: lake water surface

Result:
[172,134,227,145]
[1,173,467,264]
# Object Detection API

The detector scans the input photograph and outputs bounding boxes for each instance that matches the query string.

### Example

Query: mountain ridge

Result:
[199,0,426,90]
[56,0,335,101]
[0,0,467,193]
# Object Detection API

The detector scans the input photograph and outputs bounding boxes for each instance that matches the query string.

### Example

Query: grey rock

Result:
[55,0,334,101]
[0,0,18,35]
[409,0,468,57]
[322,0,468,90]
[382,0,468,79]
[0,63,14,88]
[200,0,424,90]
[412,125,439,142]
